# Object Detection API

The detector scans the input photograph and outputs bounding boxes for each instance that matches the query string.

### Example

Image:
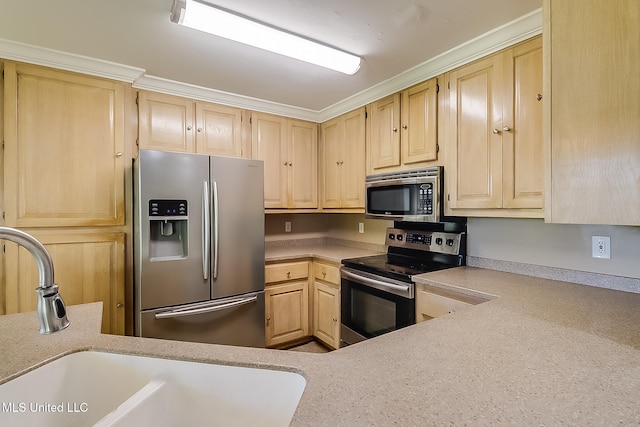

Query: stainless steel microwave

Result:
[365,167,442,222]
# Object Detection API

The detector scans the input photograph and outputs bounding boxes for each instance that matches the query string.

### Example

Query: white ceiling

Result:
[0,0,541,120]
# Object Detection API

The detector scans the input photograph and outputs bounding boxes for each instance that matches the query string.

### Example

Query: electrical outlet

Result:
[285,221,292,233]
[358,222,365,234]
[592,236,610,259]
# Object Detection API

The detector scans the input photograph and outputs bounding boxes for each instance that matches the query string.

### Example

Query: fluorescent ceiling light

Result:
[170,0,361,75]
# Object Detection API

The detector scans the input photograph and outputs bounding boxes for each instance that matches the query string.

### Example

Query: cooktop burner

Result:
[341,226,466,283]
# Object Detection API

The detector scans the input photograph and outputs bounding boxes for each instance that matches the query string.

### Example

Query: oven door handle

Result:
[341,268,412,297]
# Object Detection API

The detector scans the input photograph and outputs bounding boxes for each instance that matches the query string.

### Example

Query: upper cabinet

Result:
[544,0,640,225]
[319,107,366,209]
[3,61,126,227]
[251,112,317,209]
[367,78,439,175]
[137,90,250,158]
[444,36,543,217]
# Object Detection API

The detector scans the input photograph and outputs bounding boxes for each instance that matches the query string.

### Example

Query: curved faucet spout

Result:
[0,226,69,334]
[0,226,54,288]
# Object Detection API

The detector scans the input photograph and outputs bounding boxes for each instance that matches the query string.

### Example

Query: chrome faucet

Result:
[0,226,70,334]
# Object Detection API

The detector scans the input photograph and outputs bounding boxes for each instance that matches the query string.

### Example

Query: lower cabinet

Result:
[264,261,310,347]
[264,259,342,349]
[415,283,490,323]
[312,261,341,349]
[2,229,125,335]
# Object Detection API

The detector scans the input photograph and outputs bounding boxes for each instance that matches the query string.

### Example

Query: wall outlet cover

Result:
[592,236,611,259]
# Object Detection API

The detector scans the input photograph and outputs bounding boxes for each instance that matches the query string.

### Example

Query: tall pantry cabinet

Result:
[1,61,127,334]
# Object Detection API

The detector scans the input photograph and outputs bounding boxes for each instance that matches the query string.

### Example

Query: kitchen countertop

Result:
[265,240,384,263]
[2,249,640,425]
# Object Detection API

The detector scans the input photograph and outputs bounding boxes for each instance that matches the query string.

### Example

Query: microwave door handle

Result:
[341,269,411,293]
[211,181,219,280]
[154,295,258,319]
[202,181,210,280]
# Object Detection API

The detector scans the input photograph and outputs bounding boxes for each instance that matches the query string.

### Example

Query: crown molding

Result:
[132,74,319,122]
[0,38,144,82]
[0,8,541,123]
[317,8,542,122]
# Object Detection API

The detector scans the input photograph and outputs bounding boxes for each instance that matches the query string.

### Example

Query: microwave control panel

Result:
[418,183,434,214]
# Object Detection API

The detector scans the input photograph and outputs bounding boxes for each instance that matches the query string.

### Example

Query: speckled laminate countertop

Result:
[2,248,640,425]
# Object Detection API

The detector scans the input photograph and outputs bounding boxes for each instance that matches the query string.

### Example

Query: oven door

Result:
[340,267,415,347]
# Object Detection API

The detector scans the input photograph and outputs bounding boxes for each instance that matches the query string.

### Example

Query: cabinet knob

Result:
[283,162,289,166]
[266,317,271,325]
[392,127,398,132]
[286,271,291,278]
[332,318,338,322]
[115,152,123,157]
[322,271,326,278]
[116,303,123,308]
[197,127,203,132]
[502,126,511,132]
[492,128,501,134]
[402,124,408,129]
[537,93,543,101]
[187,125,192,131]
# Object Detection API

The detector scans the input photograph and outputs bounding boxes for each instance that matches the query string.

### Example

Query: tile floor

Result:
[286,340,331,353]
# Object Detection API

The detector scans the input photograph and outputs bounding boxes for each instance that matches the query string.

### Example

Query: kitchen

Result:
[1,0,640,425]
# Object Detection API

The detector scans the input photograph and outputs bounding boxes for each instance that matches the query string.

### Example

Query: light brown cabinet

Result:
[311,261,340,349]
[264,261,310,347]
[252,112,317,209]
[3,230,125,335]
[1,62,127,335]
[415,283,489,323]
[3,61,126,227]
[367,78,439,174]
[544,0,640,225]
[319,107,366,209]
[138,90,249,158]
[445,36,543,217]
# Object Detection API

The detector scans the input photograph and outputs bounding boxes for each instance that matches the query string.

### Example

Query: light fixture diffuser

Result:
[170,0,361,75]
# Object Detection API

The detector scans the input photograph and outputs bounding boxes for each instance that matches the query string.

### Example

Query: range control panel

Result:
[385,228,463,255]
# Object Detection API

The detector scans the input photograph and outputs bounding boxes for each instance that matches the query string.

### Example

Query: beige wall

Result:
[468,218,640,279]
[266,214,640,280]
[265,213,389,245]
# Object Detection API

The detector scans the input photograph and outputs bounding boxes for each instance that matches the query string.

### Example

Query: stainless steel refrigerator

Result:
[133,149,265,348]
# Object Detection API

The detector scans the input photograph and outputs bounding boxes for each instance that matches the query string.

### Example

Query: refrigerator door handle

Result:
[202,181,210,280]
[154,295,258,319]
[212,181,219,279]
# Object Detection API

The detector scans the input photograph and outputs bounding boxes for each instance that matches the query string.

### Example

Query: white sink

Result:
[0,351,306,427]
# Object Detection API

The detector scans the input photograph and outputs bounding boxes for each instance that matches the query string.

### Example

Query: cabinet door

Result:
[447,53,504,209]
[545,0,640,225]
[3,230,125,335]
[265,281,309,347]
[319,117,343,208]
[502,37,543,209]
[3,62,126,227]
[195,102,244,157]
[368,93,401,172]
[252,113,287,208]
[312,281,339,349]
[288,119,317,208]
[341,108,366,208]
[138,91,195,152]
[401,78,438,165]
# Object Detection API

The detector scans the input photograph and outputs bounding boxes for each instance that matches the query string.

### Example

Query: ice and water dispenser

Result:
[148,199,188,261]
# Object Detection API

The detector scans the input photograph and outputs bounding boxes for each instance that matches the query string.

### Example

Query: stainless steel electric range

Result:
[340,221,466,347]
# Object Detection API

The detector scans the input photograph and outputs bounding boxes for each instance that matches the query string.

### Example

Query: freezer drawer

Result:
[139,292,265,348]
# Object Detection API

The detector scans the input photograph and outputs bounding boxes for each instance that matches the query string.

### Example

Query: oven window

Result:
[351,288,396,337]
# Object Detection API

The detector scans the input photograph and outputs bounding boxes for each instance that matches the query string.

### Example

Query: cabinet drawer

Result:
[265,261,309,284]
[313,262,340,285]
